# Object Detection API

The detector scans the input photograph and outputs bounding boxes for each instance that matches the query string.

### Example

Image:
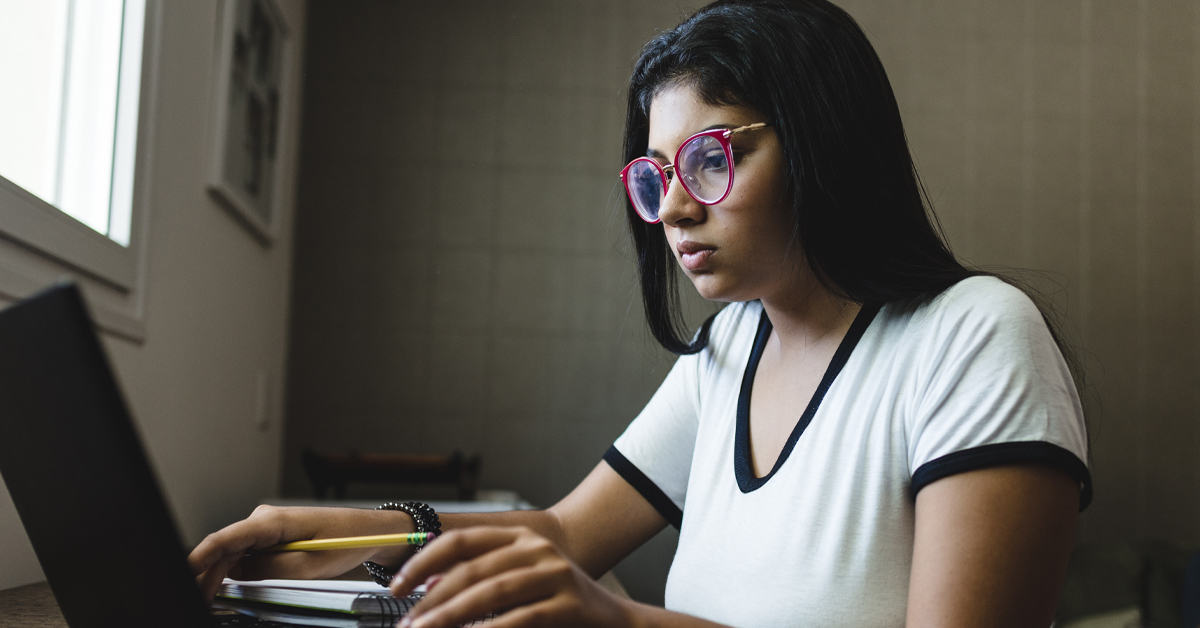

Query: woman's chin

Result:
[687,274,742,303]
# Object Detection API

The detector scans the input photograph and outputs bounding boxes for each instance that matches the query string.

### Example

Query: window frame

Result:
[0,0,161,341]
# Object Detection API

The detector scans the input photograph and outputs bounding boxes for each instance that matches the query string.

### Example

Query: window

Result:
[0,0,154,339]
[0,0,145,246]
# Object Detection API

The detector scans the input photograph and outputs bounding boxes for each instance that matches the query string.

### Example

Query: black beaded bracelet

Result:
[362,502,442,586]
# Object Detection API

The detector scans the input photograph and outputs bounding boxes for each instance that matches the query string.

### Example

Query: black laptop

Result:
[0,283,388,627]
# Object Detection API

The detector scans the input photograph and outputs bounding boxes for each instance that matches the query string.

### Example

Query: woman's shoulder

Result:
[910,275,1042,329]
[941,274,1036,306]
[878,275,1050,353]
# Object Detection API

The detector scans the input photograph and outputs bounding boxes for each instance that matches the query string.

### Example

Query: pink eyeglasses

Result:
[620,122,770,223]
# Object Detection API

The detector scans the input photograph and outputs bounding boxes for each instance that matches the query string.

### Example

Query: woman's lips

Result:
[677,241,717,271]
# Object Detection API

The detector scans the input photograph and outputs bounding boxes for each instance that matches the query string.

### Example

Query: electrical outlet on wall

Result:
[255,370,270,432]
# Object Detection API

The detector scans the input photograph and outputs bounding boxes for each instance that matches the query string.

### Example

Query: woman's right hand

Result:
[187,505,416,603]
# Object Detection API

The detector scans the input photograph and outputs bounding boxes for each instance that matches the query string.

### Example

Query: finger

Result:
[188,518,287,575]
[392,527,525,595]
[479,597,571,628]
[190,516,313,598]
[406,541,549,614]
[403,565,560,628]
[188,531,243,576]
[196,553,244,603]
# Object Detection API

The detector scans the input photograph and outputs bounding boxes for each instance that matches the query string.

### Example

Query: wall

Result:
[284,0,703,603]
[285,0,1200,605]
[0,0,305,590]
[839,0,1200,546]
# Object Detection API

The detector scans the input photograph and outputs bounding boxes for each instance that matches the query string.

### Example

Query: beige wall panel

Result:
[1084,201,1141,540]
[1092,1,1141,50]
[1142,187,1196,542]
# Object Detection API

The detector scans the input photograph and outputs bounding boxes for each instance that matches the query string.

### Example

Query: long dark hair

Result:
[625,0,988,355]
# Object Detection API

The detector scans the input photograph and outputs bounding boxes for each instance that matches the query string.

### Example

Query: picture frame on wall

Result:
[206,0,291,245]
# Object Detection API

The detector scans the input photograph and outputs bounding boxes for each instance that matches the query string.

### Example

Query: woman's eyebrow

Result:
[645,123,749,158]
[646,124,743,158]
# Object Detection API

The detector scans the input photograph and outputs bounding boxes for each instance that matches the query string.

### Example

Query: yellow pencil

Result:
[255,532,436,553]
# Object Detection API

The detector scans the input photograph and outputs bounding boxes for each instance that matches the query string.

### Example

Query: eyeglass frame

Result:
[619,122,771,224]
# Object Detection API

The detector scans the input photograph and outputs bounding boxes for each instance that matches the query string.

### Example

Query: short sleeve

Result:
[907,279,1092,509]
[607,351,701,529]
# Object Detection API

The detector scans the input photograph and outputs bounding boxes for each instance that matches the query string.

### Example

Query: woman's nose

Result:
[657,177,705,227]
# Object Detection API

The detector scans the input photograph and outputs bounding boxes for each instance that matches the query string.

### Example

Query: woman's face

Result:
[647,83,802,303]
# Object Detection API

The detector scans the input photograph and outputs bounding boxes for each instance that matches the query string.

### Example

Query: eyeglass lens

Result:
[626,133,732,222]
[626,160,665,222]
[676,134,729,203]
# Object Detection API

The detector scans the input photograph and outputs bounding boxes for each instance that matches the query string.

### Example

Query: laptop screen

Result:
[0,284,212,627]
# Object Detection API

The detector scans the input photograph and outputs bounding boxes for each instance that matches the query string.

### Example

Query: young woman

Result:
[189,1,1091,626]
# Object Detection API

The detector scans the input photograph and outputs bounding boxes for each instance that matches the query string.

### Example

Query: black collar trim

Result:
[734,303,882,493]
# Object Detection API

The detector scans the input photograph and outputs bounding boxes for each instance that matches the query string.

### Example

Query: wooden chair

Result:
[301,448,482,501]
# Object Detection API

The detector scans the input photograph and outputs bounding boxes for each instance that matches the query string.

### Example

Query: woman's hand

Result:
[187,505,416,603]
[390,526,636,628]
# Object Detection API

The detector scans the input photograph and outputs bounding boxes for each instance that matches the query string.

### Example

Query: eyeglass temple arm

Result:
[724,122,770,137]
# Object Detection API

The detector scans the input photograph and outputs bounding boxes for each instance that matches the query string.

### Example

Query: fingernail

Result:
[398,617,412,628]
[391,573,404,588]
[424,574,442,590]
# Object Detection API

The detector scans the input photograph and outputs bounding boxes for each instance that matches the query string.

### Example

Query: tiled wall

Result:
[286,0,1200,603]
[841,0,1200,546]
[284,0,704,602]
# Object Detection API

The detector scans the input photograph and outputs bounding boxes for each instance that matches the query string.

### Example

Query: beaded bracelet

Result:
[362,501,442,586]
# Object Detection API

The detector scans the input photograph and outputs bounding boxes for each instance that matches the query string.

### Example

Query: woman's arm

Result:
[906,463,1080,628]
[187,459,668,601]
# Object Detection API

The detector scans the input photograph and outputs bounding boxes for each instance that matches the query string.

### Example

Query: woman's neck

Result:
[759,270,861,357]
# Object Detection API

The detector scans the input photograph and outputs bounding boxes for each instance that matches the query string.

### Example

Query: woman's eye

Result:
[700,151,728,171]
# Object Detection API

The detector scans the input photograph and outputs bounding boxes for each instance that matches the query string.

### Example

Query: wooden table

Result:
[0,582,66,628]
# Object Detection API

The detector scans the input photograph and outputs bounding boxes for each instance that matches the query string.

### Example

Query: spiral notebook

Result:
[216,580,490,626]
[217,579,420,615]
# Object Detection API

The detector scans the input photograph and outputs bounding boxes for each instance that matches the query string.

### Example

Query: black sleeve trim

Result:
[911,441,1093,511]
[603,446,683,530]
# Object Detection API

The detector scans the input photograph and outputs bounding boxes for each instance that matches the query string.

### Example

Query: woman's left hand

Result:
[390,526,636,628]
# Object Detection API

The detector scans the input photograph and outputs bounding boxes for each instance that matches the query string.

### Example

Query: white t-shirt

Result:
[606,276,1090,628]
